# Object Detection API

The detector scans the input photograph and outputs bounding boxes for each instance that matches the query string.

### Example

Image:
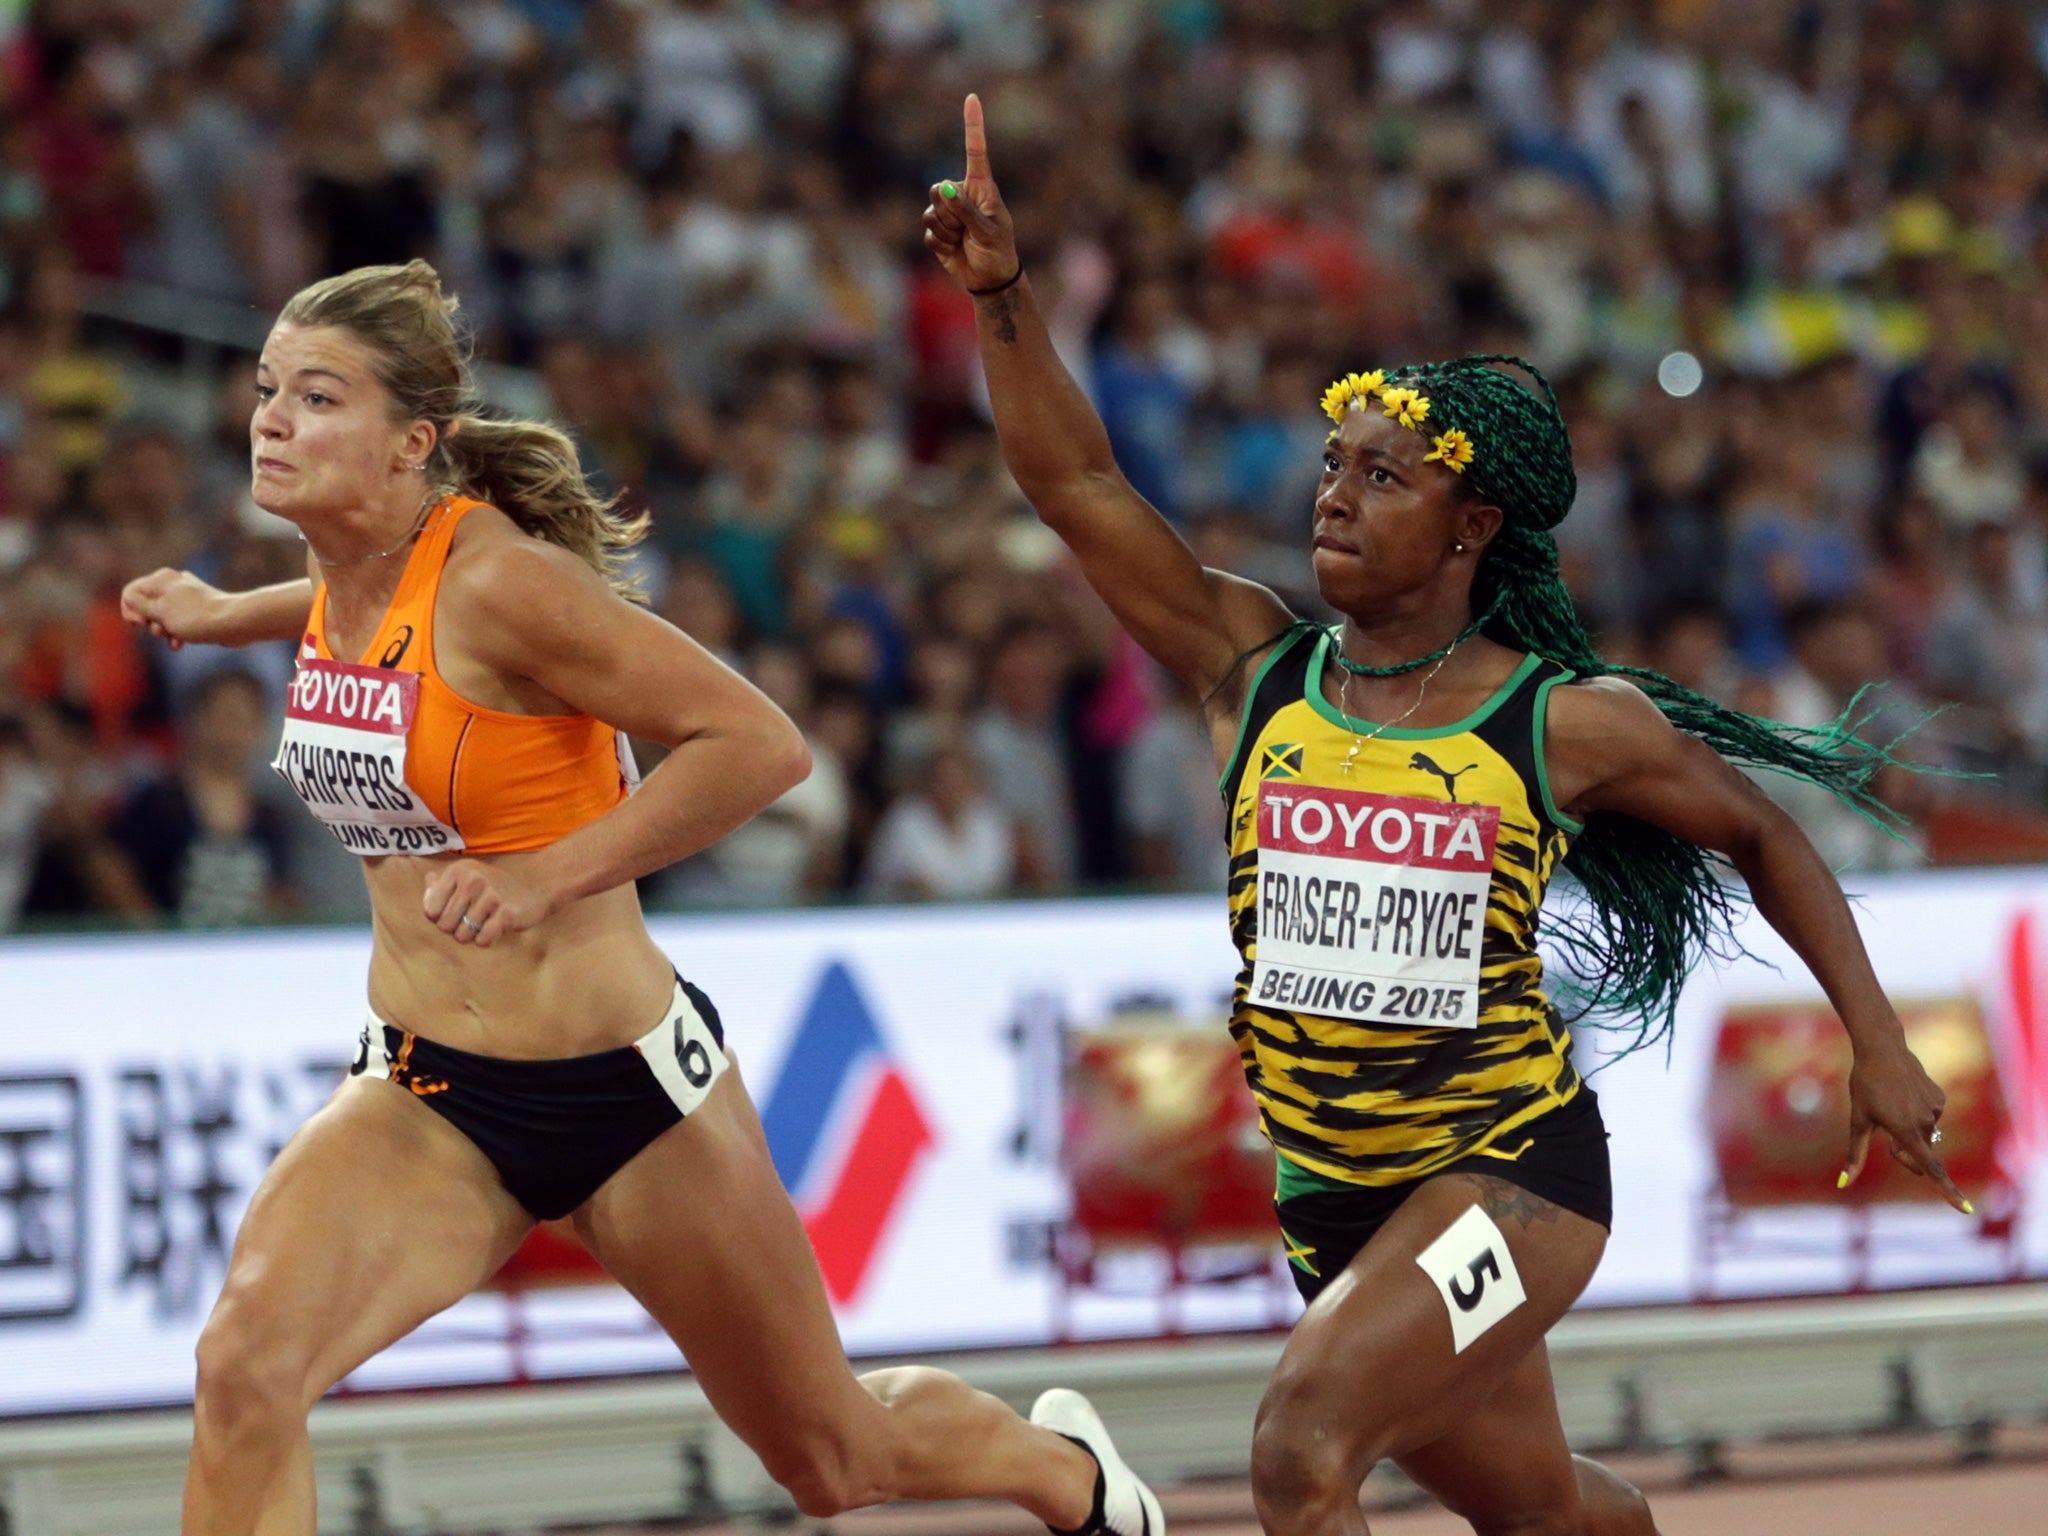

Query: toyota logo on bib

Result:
[1258,784,1497,869]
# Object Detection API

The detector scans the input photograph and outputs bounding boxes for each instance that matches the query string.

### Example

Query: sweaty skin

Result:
[134,321,812,1056]
[127,301,1107,1536]
[924,90,1955,1536]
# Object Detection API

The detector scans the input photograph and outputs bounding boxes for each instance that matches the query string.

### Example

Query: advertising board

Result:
[1,872,2043,1416]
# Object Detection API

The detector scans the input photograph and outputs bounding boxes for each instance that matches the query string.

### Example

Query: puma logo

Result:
[1410,752,1477,802]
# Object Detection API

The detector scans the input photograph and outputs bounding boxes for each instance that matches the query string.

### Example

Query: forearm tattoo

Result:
[981,285,1022,345]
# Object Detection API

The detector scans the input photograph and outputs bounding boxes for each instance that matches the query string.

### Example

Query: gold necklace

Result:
[1337,644,1459,775]
[306,491,442,569]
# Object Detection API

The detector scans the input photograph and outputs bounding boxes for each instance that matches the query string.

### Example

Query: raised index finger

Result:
[964,92,992,183]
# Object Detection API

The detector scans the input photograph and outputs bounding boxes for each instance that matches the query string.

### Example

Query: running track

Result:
[615,1428,2048,1536]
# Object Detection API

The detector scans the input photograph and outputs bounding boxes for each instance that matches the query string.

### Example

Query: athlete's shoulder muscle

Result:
[439,520,617,677]
[1543,673,1777,843]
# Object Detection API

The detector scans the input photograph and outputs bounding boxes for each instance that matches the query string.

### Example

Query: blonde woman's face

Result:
[250,323,427,524]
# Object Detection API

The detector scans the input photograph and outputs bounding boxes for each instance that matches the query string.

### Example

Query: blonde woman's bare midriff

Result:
[359,858,676,1058]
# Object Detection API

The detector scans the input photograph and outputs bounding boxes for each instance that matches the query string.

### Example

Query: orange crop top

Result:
[273,496,637,857]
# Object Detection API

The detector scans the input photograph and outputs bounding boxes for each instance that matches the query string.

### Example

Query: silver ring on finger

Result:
[460,915,482,934]
[1930,1127,1943,1146]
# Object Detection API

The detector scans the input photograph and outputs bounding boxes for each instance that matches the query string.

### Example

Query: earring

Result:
[1454,543,1466,553]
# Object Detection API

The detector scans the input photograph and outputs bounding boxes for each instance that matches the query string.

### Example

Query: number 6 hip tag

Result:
[1414,1204,1527,1354]
[634,984,730,1117]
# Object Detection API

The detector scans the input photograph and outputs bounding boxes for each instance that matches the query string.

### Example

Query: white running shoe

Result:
[1031,1387,1165,1536]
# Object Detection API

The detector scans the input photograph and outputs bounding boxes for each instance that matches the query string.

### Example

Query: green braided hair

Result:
[1322,355,1915,1050]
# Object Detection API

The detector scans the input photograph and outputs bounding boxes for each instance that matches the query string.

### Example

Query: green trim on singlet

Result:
[1218,624,1317,795]
[1274,1114,1550,1204]
[1530,667,1585,835]
[1303,634,1543,742]
[1275,1147,1355,1204]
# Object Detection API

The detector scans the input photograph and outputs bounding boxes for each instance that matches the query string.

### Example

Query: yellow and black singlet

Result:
[1221,622,1587,1196]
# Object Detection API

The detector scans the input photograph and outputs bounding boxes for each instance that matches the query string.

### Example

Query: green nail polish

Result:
[1962,1199,1976,1215]
[1837,1171,1850,1188]
[941,181,958,198]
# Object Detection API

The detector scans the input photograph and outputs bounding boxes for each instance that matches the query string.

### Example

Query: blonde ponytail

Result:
[278,259,649,598]
[443,415,650,598]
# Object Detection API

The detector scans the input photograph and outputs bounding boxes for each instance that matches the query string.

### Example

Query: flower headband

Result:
[1321,371,1475,474]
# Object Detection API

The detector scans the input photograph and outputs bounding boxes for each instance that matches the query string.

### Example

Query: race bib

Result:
[1415,1204,1526,1353]
[1250,782,1497,1028]
[272,654,465,857]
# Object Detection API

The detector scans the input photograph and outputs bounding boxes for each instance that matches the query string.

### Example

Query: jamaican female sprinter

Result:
[923,96,1962,1536]
[121,260,1158,1536]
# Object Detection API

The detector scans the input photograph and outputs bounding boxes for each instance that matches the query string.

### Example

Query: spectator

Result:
[23,252,127,473]
[295,60,438,276]
[661,557,745,667]
[110,668,295,926]
[971,622,1078,889]
[1914,381,2025,531]
[635,0,761,159]
[1094,278,1200,521]
[31,39,151,278]
[483,161,597,366]
[817,361,908,517]
[1924,520,2048,775]
[1223,356,1327,533]
[13,510,157,751]
[19,699,150,921]
[1551,399,1640,638]
[865,744,1015,902]
[0,713,54,929]
[671,651,847,913]
[1725,424,1864,671]
[691,409,818,637]
[1867,497,1956,686]
[886,633,977,785]
[7,0,2048,916]
[131,56,257,302]
[810,677,885,875]
[1744,601,1930,872]
[1119,680,1225,892]
[1648,603,1739,706]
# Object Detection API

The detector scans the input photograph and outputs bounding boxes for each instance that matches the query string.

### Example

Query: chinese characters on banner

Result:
[0,1074,83,1322]
[0,1059,346,1330]
[1,885,2043,1418]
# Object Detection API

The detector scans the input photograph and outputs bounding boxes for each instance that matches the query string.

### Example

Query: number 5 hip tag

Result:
[1414,1204,1527,1354]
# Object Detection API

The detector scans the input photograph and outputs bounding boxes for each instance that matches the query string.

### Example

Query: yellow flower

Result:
[1320,369,1388,424]
[1424,428,1475,473]
[1381,387,1432,430]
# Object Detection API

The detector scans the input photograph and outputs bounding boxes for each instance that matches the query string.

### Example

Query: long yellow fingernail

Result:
[1837,1171,1850,1189]
[1962,1200,1976,1215]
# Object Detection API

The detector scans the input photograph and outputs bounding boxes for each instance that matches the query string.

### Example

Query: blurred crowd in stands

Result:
[4,0,2048,930]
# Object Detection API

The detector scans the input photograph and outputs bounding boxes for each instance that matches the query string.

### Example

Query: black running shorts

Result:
[1275,1087,1613,1304]
[349,975,730,1220]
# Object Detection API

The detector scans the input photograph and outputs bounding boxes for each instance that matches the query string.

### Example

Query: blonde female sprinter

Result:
[122,260,1161,1536]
